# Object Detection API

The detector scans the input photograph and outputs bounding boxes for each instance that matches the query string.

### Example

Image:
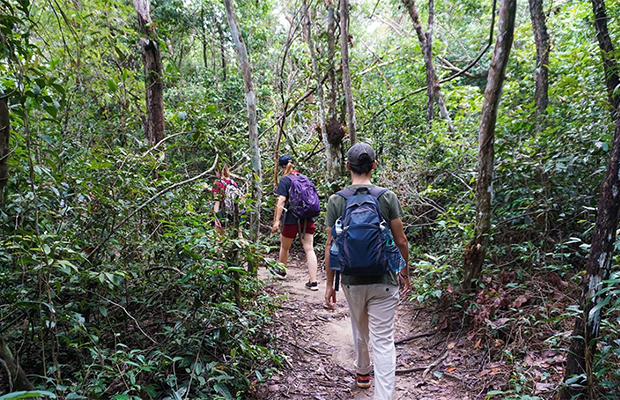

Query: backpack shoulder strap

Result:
[368,186,388,199]
[335,188,355,200]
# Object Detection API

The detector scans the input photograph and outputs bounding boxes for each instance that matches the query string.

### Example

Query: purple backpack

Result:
[287,173,320,219]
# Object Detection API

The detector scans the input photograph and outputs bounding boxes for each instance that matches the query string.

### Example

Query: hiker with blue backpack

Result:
[324,142,410,399]
[271,155,321,290]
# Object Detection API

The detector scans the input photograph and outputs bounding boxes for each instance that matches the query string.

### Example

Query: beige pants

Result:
[343,283,399,400]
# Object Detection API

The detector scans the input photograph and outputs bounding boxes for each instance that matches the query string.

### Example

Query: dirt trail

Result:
[255,251,504,400]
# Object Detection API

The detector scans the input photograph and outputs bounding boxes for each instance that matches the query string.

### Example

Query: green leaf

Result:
[44,105,58,118]
[107,78,117,92]
[213,383,232,399]
[0,391,57,400]
[588,296,610,322]
[55,260,78,275]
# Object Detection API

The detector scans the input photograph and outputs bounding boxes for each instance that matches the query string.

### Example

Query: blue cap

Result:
[278,154,294,167]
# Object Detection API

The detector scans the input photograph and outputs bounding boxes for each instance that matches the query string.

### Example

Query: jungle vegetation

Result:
[2,0,620,398]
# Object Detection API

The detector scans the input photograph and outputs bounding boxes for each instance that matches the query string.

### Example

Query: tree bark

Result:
[401,0,454,132]
[216,16,227,82]
[325,1,342,180]
[340,0,356,145]
[592,0,620,112]
[559,1,620,397]
[132,0,166,149]
[0,335,36,391]
[559,105,620,400]
[0,96,9,206]
[326,1,338,124]
[462,0,517,290]
[201,7,208,70]
[306,0,340,181]
[223,0,262,259]
[528,0,550,133]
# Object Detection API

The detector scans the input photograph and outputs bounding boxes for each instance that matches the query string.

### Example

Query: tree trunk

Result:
[528,0,550,133]
[592,0,620,112]
[0,335,36,391]
[223,0,262,261]
[462,0,516,290]
[306,0,339,182]
[559,1,620,397]
[201,7,208,70]
[559,104,620,399]
[424,1,434,128]
[0,96,9,206]
[325,1,342,179]
[216,17,227,82]
[340,0,356,145]
[132,0,166,149]
[327,2,338,124]
[401,0,454,132]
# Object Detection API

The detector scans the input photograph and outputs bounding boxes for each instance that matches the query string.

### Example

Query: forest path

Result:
[255,249,502,399]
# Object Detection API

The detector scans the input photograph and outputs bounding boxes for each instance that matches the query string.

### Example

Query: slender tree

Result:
[304,0,324,139]
[401,0,454,132]
[560,103,620,399]
[340,0,356,144]
[223,0,263,256]
[592,0,620,112]
[201,7,208,70]
[326,0,338,125]
[132,0,166,149]
[528,0,550,133]
[305,0,341,181]
[559,1,620,397]
[216,15,228,82]
[462,0,517,289]
[0,96,9,206]
[325,0,343,179]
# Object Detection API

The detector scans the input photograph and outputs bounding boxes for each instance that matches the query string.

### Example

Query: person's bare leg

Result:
[279,235,294,266]
[300,233,318,283]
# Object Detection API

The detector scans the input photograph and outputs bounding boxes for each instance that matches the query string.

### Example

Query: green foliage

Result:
[0,392,56,400]
[3,0,620,397]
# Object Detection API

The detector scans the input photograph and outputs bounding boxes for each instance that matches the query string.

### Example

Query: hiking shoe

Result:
[356,373,371,389]
[274,269,287,280]
[305,281,318,291]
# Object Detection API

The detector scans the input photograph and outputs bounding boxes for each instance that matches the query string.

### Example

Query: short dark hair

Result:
[348,154,374,175]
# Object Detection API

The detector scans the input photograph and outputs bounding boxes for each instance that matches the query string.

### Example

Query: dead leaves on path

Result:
[255,253,571,399]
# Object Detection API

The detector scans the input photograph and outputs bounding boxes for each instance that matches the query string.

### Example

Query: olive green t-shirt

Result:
[325,184,404,286]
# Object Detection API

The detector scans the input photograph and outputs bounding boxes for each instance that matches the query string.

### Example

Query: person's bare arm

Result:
[324,228,337,309]
[271,195,287,233]
[390,217,410,294]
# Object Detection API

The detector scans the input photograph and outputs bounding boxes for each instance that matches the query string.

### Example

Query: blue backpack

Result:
[329,186,405,290]
[287,173,320,219]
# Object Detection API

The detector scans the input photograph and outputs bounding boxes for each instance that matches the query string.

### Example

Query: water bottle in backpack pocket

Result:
[381,222,406,272]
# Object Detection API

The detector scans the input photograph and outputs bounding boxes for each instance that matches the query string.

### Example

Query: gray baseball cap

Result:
[347,142,376,166]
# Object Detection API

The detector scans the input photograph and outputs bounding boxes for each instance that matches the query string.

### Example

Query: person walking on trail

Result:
[271,155,320,291]
[211,165,242,235]
[324,142,410,399]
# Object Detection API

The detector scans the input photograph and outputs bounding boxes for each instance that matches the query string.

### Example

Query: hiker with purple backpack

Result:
[271,155,321,290]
